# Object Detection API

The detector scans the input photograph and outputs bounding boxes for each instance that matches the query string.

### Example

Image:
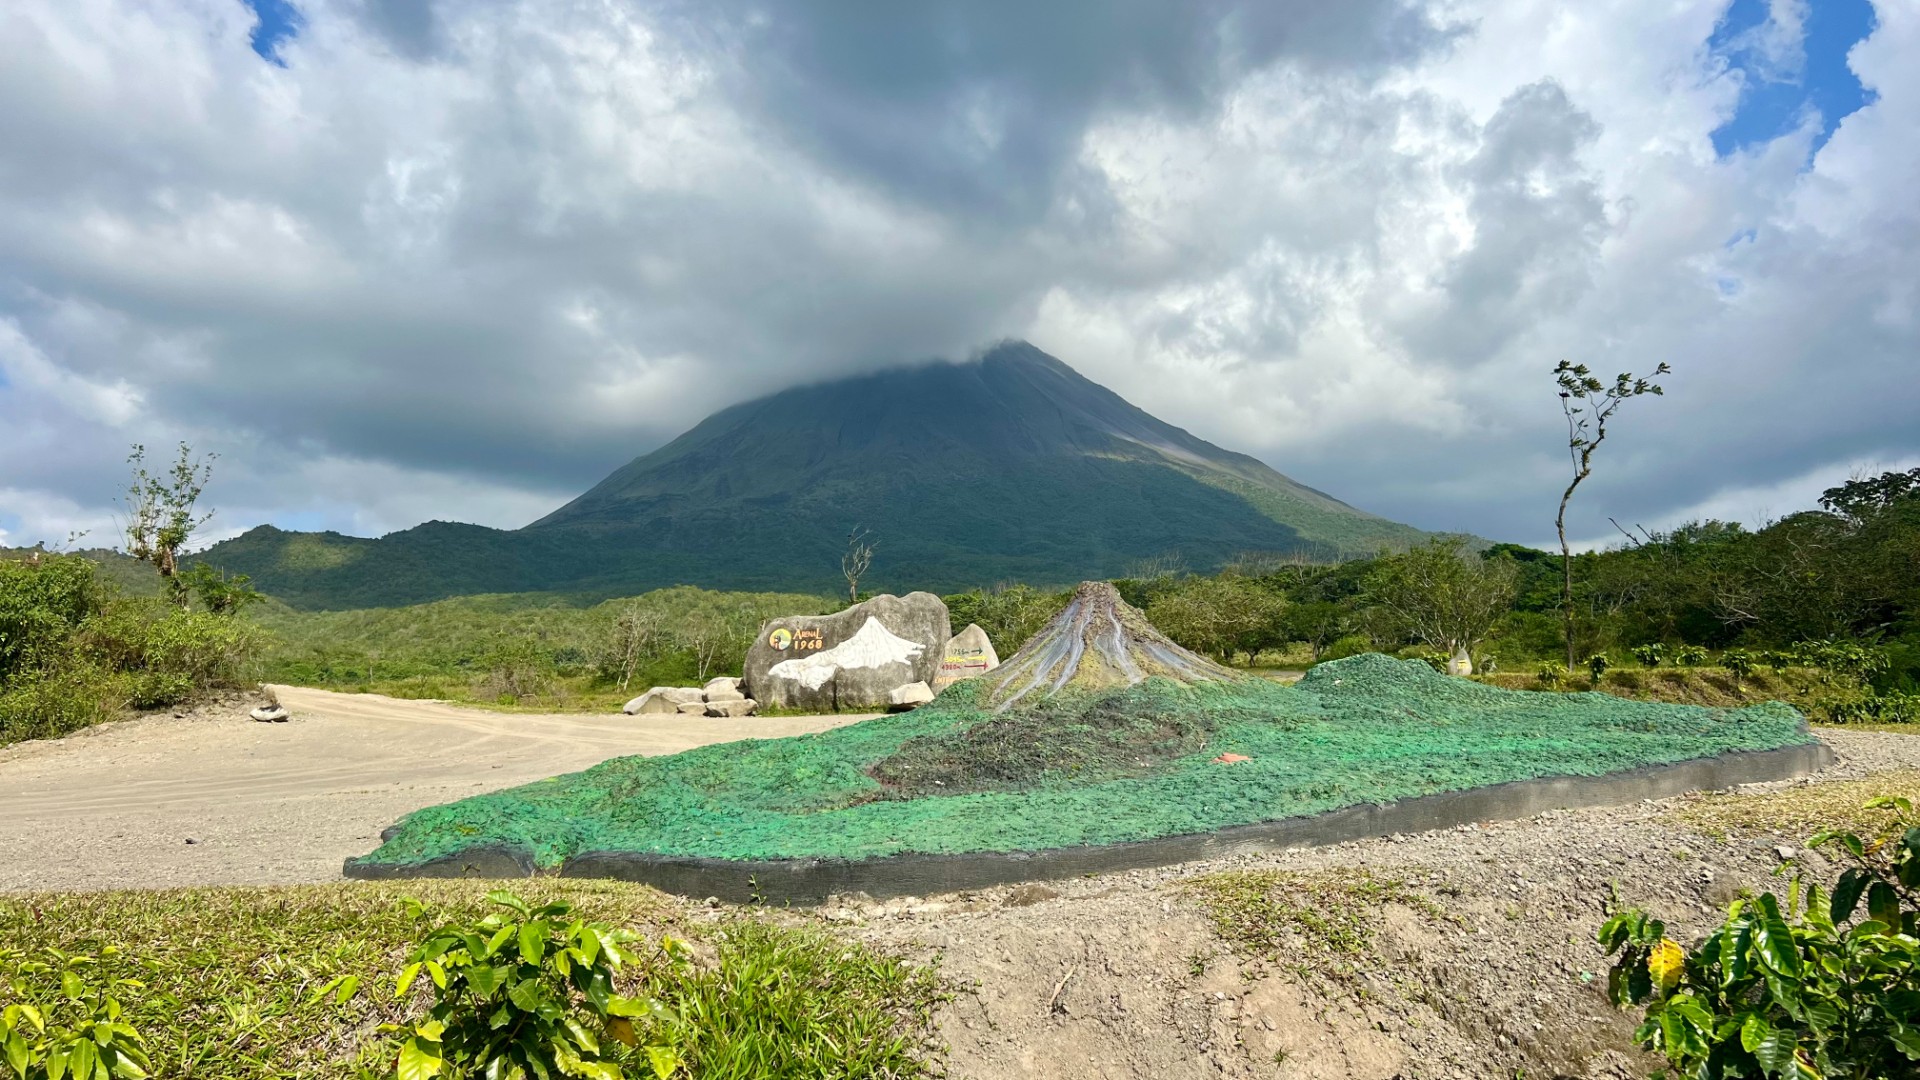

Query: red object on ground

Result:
[1212,753,1250,765]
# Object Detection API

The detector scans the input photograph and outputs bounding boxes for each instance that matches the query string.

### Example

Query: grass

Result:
[0,881,942,1079]
[248,585,834,714]
[1180,868,1451,979]
[1477,665,1920,735]
[1672,768,1920,843]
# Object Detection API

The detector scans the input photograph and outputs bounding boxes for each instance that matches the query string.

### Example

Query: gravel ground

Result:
[822,729,1920,1080]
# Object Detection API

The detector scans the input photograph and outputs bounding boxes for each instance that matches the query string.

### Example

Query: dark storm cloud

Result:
[651,0,1452,221]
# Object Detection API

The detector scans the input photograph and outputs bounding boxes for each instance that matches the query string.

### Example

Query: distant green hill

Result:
[200,342,1430,610]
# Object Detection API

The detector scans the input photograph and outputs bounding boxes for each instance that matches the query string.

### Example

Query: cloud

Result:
[0,0,1913,558]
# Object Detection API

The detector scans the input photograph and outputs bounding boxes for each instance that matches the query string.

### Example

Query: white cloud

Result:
[0,0,1913,553]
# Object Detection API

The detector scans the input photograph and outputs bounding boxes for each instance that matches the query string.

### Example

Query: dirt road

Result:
[0,687,868,893]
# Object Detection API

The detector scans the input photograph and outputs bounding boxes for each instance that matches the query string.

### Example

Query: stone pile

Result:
[621,676,759,718]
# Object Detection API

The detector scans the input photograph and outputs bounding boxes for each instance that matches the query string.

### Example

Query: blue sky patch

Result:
[1708,0,1877,160]
[244,0,303,66]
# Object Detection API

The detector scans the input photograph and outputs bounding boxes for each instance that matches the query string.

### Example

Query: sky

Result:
[0,0,1914,556]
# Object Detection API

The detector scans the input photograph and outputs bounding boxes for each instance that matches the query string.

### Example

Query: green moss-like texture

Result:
[351,655,1815,871]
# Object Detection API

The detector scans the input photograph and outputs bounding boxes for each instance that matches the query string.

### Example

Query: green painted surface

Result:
[352,655,1814,871]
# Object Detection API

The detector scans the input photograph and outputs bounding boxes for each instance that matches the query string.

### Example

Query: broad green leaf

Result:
[1753,895,1801,977]
[1888,1024,1920,1060]
[67,1040,95,1080]
[396,962,424,999]
[397,1035,444,1080]
[519,924,546,966]
[335,975,360,1004]
[1830,868,1871,923]
[1742,1015,1795,1078]
[1867,881,1900,929]
[647,1045,682,1079]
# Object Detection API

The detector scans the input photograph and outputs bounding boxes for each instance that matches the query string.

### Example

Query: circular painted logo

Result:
[769,628,793,651]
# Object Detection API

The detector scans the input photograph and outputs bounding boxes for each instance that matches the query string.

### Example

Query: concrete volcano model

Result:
[986,581,1239,709]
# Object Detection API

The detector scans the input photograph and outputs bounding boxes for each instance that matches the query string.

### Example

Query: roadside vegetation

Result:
[248,587,834,711]
[0,881,941,1079]
[0,551,259,746]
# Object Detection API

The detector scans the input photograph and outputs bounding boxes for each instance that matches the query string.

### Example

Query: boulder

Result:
[743,593,951,712]
[675,702,709,715]
[703,676,741,695]
[887,681,934,708]
[932,623,1000,690]
[622,687,704,715]
[705,698,757,718]
[249,705,290,723]
[703,688,747,704]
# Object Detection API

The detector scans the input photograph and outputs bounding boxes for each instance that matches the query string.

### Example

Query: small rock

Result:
[887,681,934,708]
[1775,845,1797,861]
[249,705,289,723]
[184,838,199,845]
[623,687,704,715]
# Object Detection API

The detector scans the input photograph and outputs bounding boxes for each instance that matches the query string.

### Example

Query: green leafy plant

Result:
[1676,645,1709,667]
[390,891,680,1080]
[1723,650,1757,693]
[1536,661,1567,688]
[1634,643,1665,669]
[0,946,152,1080]
[1817,692,1920,727]
[1600,796,1920,1079]
[1585,652,1611,687]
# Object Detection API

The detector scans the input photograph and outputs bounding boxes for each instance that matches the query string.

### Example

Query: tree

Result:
[841,526,875,605]
[1553,360,1670,669]
[123,443,216,609]
[1364,537,1518,673]
[605,602,664,692]
[1145,575,1287,664]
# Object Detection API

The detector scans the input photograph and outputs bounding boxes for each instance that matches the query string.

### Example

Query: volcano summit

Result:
[205,342,1428,608]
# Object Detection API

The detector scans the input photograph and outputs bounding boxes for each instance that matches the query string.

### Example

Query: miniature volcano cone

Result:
[986,581,1241,710]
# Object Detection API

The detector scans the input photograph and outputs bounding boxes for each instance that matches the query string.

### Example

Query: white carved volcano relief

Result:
[767,616,927,690]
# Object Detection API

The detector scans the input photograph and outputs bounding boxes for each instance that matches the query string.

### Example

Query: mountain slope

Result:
[202,342,1429,609]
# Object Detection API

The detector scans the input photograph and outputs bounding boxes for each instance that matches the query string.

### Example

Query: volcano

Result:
[203,342,1429,608]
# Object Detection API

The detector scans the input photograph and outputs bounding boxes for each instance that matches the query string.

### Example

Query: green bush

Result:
[1601,796,1920,1078]
[0,946,152,1080]
[0,553,260,746]
[391,891,679,1080]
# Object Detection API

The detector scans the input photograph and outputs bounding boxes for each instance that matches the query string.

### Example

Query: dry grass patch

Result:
[1673,768,1920,842]
[1179,868,1453,981]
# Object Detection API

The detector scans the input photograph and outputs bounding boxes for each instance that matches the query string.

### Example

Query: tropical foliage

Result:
[1601,797,1920,1079]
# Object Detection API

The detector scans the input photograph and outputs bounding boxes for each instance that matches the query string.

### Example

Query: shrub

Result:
[1600,796,1920,1079]
[1536,661,1567,688]
[390,890,679,1080]
[0,553,260,746]
[1723,649,1756,692]
[1675,645,1708,667]
[1584,652,1611,686]
[1817,692,1920,726]
[0,946,152,1080]
[1633,643,1665,668]
[1319,634,1375,663]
